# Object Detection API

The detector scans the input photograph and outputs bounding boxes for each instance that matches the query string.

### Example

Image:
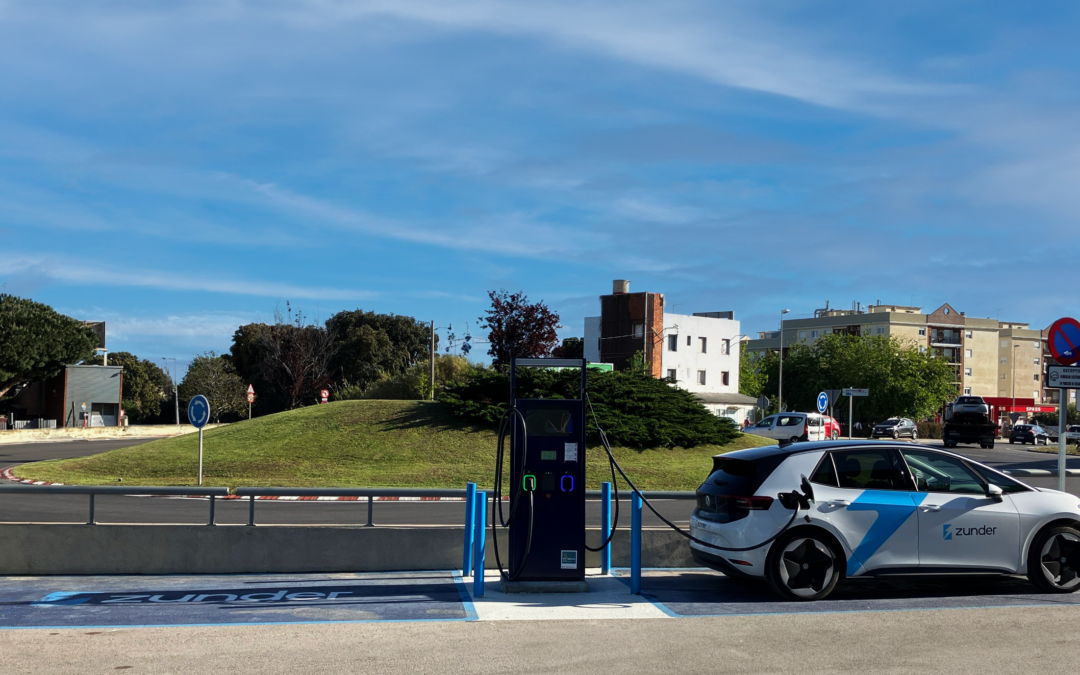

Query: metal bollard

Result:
[601,482,612,575]
[366,495,374,527]
[473,491,486,598]
[248,495,256,526]
[88,493,96,525]
[208,495,216,526]
[463,482,476,575]
[630,491,642,594]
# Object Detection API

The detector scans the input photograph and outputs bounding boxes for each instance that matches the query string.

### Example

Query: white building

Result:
[583,280,757,424]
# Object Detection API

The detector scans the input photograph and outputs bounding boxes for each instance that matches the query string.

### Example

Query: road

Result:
[0,438,1077,525]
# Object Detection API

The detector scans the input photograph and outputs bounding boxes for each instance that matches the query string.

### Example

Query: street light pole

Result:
[163,357,178,425]
[777,309,790,414]
[1011,343,1019,427]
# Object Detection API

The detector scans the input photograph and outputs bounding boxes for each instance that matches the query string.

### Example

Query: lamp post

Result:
[777,309,790,414]
[1011,343,1019,427]
[162,357,178,425]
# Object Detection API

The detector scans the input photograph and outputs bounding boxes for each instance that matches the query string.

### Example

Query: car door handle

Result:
[826,499,850,507]
[919,505,942,512]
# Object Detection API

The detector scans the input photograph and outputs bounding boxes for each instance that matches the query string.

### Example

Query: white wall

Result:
[584,316,601,363]
[660,313,740,394]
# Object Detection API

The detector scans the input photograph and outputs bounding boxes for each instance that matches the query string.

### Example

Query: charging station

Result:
[506,357,587,583]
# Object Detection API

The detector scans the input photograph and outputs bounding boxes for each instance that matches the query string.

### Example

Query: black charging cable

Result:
[490,406,534,581]
[585,393,804,554]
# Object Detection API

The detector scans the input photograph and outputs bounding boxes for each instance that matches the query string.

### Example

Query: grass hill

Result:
[15,400,774,490]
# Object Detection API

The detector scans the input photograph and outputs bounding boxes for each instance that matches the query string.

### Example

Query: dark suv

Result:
[1009,424,1051,445]
[872,418,918,440]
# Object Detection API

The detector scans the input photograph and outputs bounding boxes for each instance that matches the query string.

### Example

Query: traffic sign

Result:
[320,389,329,404]
[247,384,255,395]
[1048,365,1080,389]
[1048,317,1080,366]
[187,395,210,429]
[247,392,255,403]
[756,396,769,409]
[816,392,829,414]
[843,388,869,396]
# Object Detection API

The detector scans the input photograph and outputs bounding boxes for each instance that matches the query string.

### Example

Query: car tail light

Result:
[733,496,774,510]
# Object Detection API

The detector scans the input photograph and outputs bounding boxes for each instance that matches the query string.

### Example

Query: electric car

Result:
[690,440,1080,601]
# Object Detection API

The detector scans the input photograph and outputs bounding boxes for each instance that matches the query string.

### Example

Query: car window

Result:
[777,416,803,427]
[756,416,775,428]
[1013,425,1030,432]
[832,449,906,491]
[1070,426,1080,433]
[882,418,900,425]
[810,454,838,487]
[900,449,985,494]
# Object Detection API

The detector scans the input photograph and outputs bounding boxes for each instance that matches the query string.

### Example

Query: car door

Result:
[904,419,916,437]
[807,448,921,576]
[899,448,1021,572]
[750,415,778,440]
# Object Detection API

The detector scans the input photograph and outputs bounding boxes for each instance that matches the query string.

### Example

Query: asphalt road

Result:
[0,437,1076,525]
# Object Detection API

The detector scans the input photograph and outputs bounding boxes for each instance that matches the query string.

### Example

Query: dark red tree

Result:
[480,290,561,367]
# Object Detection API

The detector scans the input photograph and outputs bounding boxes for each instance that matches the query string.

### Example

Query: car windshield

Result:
[1070,426,1080,433]
[956,397,982,404]
[881,418,900,425]
[1014,425,1031,432]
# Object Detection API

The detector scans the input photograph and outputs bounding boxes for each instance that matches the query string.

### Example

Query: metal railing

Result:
[233,487,469,527]
[0,485,229,525]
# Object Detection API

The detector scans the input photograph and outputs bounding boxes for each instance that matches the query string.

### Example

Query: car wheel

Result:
[766,531,841,601]
[1009,439,1015,444]
[911,429,918,441]
[1027,526,1080,594]
[788,436,800,444]
[831,430,839,440]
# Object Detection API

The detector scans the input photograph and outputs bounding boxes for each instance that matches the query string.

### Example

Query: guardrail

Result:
[0,485,230,525]
[233,487,469,527]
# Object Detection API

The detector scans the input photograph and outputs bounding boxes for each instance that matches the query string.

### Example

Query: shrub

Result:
[439,368,740,448]
[916,421,943,439]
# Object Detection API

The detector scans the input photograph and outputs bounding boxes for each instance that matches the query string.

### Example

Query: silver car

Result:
[951,395,990,416]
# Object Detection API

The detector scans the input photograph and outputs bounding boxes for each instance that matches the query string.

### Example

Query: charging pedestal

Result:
[503,357,589,593]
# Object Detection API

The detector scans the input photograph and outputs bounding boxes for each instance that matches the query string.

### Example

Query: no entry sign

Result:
[1048,317,1080,366]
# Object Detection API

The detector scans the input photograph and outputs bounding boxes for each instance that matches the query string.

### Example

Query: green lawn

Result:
[15,400,774,490]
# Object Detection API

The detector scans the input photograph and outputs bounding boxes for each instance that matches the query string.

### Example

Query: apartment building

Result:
[583,280,756,423]
[744,301,1064,424]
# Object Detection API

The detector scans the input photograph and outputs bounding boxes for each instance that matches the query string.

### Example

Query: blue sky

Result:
[3,1,1079,372]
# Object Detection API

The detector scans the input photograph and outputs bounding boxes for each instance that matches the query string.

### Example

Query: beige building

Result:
[745,301,1071,423]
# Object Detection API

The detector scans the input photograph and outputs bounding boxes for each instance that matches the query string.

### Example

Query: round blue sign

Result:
[1048,317,1080,366]
[187,394,210,429]
[816,392,829,414]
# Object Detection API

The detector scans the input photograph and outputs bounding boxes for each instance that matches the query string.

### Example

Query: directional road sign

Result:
[816,392,829,414]
[1048,366,1080,389]
[843,388,869,396]
[1048,317,1080,366]
[187,395,210,429]
[756,396,769,410]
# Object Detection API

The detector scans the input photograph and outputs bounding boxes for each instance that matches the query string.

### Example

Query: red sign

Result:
[320,389,330,398]
[247,393,255,403]
[1048,317,1080,366]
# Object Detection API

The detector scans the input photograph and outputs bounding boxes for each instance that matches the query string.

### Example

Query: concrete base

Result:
[500,579,590,594]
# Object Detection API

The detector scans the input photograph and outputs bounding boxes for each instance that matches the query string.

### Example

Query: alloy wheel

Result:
[777,538,836,598]
[1040,532,1080,590]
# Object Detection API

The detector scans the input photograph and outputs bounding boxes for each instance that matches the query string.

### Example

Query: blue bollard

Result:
[630,491,642,594]
[463,482,476,575]
[601,482,612,575]
[473,491,486,597]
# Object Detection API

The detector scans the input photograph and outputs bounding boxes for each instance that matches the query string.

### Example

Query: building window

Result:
[699,337,707,353]
[965,368,972,377]
[666,369,677,382]
[1034,358,1040,365]
[1033,341,1039,349]
[876,326,884,335]
[919,346,927,353]
[697,370,706,385]
[1034,391,1039,399]
[1001,374,1007,380]
[1034,374,1040,382]
[721,371,729,386]
[687,335,692,346]
[633,323,644,338]
[1000,340,1008,348]
[722,339,730,355]
[965,349,972,358]
[668,335,678,351]
[963,387,971,395]
[965,330,973,339]
[1000,357,1008,364]
[799,331,806,339]
[811,330,819,338]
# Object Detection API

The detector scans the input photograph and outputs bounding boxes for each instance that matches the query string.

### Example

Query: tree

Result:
[326,310,431,389]
[83,351,171,423]
[552,337,584,359]
[255,305,337,410]
[738,342,770,399]
[179,351,247,423]
[1031,403,1080,428]
[0,294,99,398]
[759,333,956,424]
[479,290,560,367]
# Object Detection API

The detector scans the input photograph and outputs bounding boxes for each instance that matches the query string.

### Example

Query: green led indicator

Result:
[523,474,537,492]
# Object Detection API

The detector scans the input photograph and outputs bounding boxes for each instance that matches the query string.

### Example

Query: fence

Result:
[6,419,57,430]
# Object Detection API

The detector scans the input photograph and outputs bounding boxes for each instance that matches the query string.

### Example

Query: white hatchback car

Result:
[690,440,1080,600]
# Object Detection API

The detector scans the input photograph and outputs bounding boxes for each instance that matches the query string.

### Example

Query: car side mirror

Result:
[985,483,1003,500]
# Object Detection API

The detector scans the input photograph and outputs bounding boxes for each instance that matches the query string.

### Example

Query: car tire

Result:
[831,430,839,440]
[1027,525,1080,594]
[765,530,842,601]
[911,430,918,441]
[892,431,898,439]
[788,436,800,444]
[1010,439,1015,444]
[944,441,956,448]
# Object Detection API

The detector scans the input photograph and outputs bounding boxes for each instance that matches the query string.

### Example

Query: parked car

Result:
[745,413,827,443]
[1069,425,1080,445]
[951,396,990,417]
[823,416,841,440]
[1009,424,1052,445]
[872,418,918,440]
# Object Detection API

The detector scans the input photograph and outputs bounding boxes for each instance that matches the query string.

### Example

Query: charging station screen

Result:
[525,409,574,436]
[540,450,557,461]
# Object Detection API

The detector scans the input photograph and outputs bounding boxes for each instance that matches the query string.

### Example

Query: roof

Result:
[694,392,758,405]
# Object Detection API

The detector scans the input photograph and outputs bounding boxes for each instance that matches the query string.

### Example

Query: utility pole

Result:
[430,320,436,402]
[777,309,790,413]
[163,357,179,425]
[1011,343,1019,427]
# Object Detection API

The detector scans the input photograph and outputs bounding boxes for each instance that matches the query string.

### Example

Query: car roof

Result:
[716,439,920,461]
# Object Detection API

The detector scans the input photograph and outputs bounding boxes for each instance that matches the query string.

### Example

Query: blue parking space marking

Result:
[0,572,474,629]
[615,569,1080,617]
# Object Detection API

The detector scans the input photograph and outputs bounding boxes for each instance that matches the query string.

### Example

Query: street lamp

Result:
[162,357,179,426]
[777,309,790,414]
[1011,343,1019,427]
